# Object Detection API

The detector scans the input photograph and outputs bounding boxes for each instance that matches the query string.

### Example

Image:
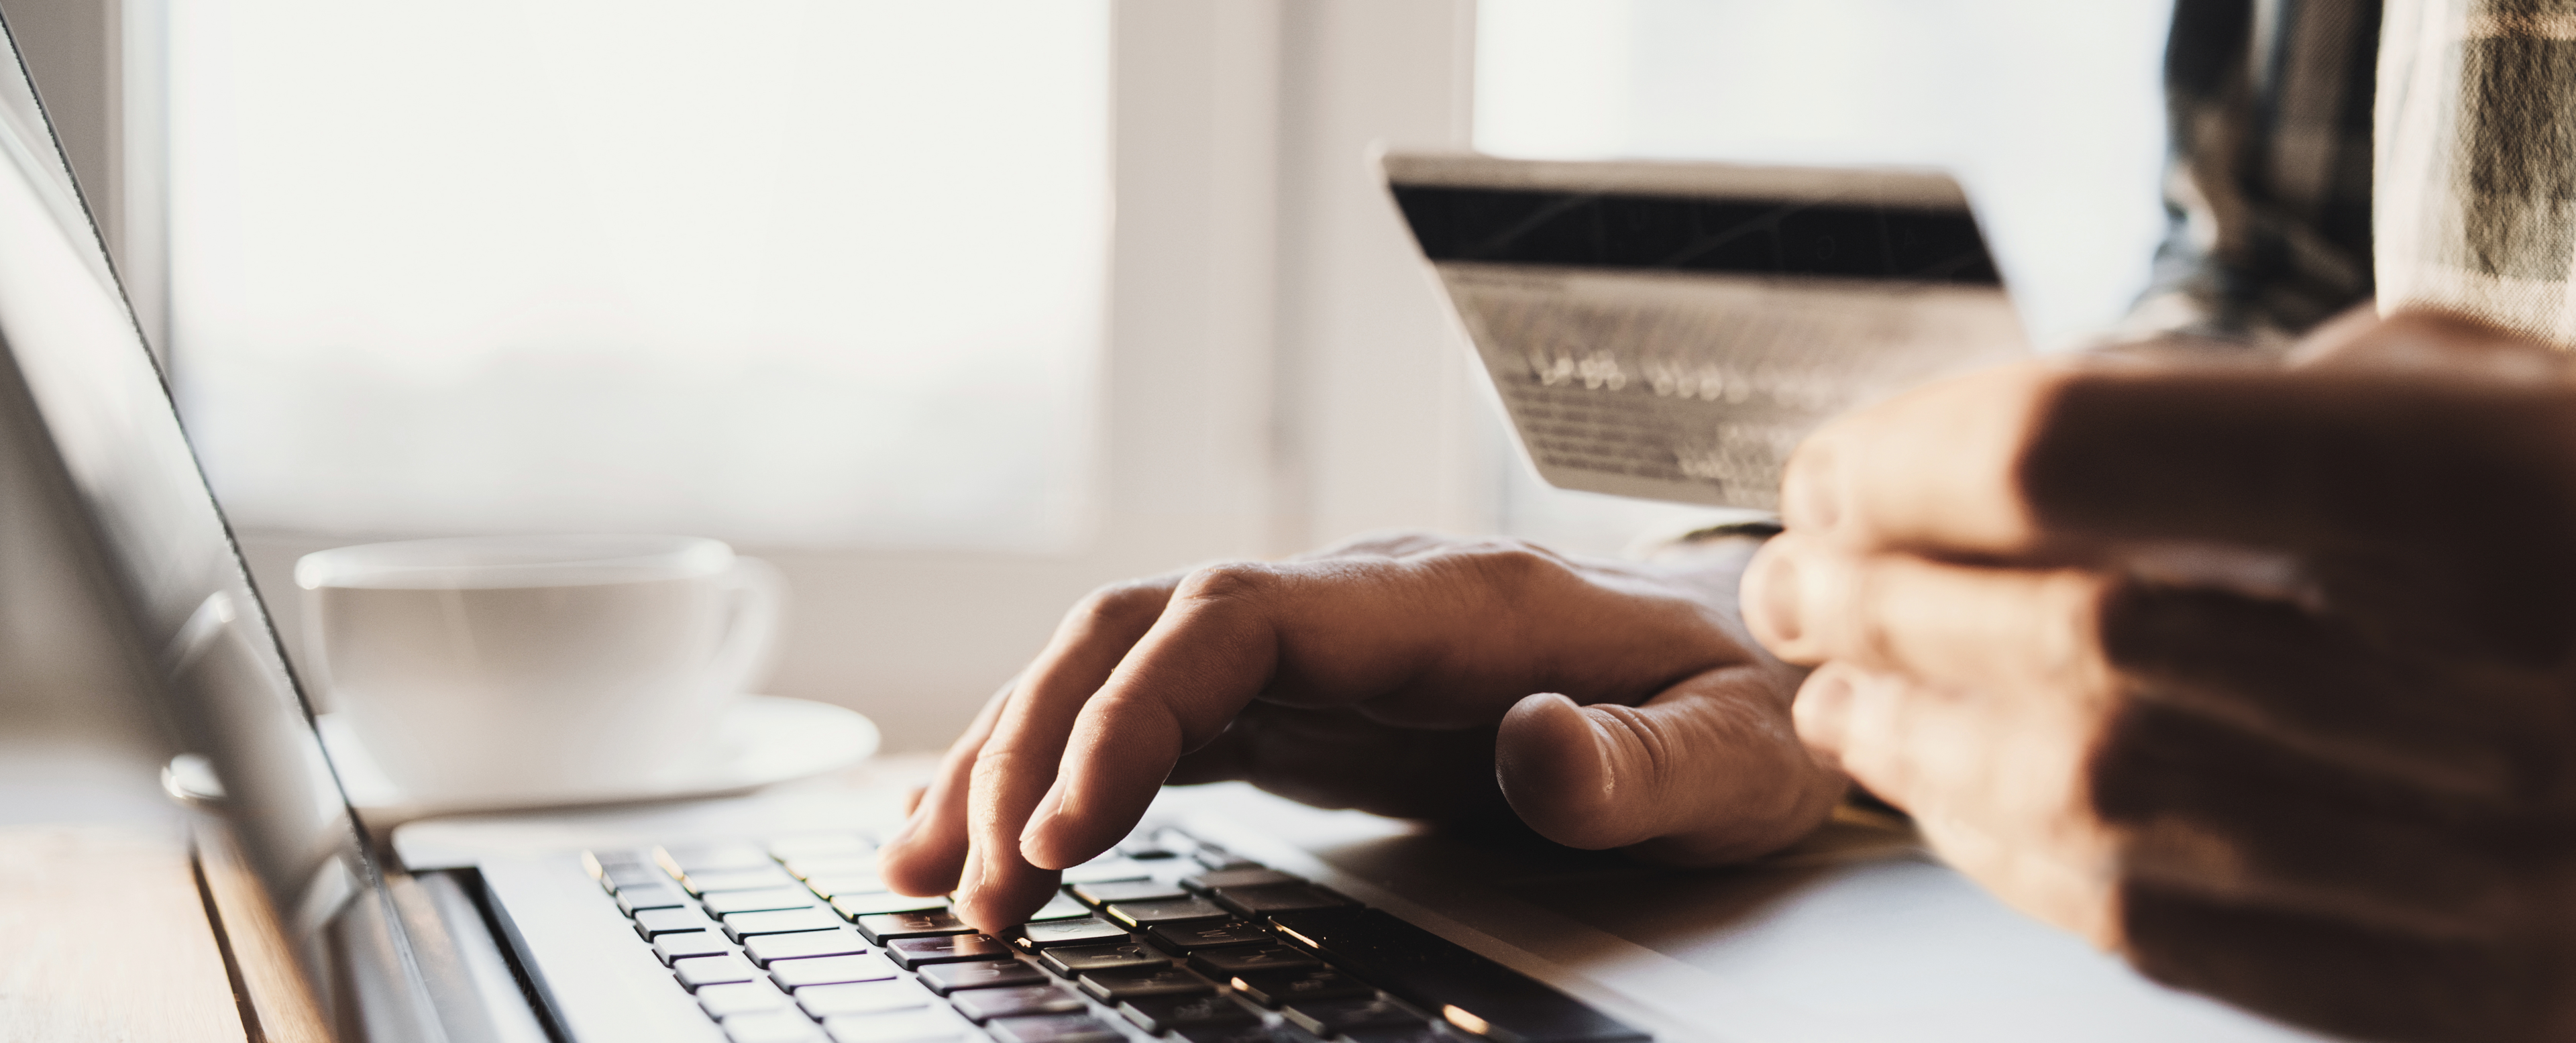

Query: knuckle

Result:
[968,734,1032,779]
[1596,704,1680,793]
[1433,536,1572,589]
[967,737,1059,810]
[1175,560,1283,606]
[1069,579,1170,635]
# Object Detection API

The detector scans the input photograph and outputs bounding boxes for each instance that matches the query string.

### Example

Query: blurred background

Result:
[0,0,2172,759]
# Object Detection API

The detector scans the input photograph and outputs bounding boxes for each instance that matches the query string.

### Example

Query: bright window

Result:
[168,0,1108,549]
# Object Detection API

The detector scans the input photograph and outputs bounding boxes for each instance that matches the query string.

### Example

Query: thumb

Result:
[1496,671,1845,865]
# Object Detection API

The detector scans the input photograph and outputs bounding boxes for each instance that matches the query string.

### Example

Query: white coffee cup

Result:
[294,534,782,801]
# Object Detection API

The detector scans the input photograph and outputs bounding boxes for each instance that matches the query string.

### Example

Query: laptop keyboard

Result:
[581,828,1650,1043]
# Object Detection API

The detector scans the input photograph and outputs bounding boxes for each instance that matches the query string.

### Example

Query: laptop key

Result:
[769,832,874,861]
[1038,942,1167,977]
[1022,893,1093,923]
[1266,908,1650,1043]
[823,1009,973,1043]
[1179,869,1299,893]
[1211,885,1350,918]
[985,1013,1124,1043]
[655,930,737,965]
[1067,879,1186,907]
[798,979,935,1019]
[724,1009,830,1043]
[855,910,973,944]
[699,980,795,1018]
[1075,966,1215,1002]
[589,847,657,871]
[1012,917,1127,949]
[886,932,1015,969]
[635,905,719,939]
[1225,969,1373,1008]
[1118,834,1183,859]
[771,952,904,990]
[790,855,881,877]
[616,883,692,916]
[1059,859,1154,885]
[1281,996,1428,1036]
[918,959,1050,995]
[803,873,890,899]
[689,866,802,895]
[1104,897,1229,929]
[1191,848,1263,871]
[1148,920,1272,951]
[707,887,824,916]
[1150,828,1208,853]
[1171,1023,1329,1043]
[1118,993,1262,1034]
[1187,945,1319,977]
[835,893,951,920]
[727,908,849,940]
[659,842,777,875]
[603,864,676,892]
[1344,1027,1462,1043]
[947,983,1086,1022]
[746,929,869,967]
[674,952,764,989]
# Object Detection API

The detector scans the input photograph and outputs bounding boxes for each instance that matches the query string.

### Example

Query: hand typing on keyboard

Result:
[1742,309,2576,1043]
[877,531,1848,931]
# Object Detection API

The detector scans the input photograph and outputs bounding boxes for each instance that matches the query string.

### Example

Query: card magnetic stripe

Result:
[1389,184,2001,286]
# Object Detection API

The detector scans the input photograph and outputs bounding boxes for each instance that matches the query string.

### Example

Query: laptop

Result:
[0,18,2335,1043]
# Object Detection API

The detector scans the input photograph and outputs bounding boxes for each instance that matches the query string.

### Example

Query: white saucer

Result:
[313,694,880,821]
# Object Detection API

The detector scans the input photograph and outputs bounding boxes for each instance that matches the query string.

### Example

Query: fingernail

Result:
[1744,545,1803,647]
[1020,784,1067,849]
[1782,445,1842,532]
[1793,668,1856,755]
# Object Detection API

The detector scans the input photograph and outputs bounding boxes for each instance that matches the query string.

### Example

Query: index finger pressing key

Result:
[941,577,1184,930]
[1010,563,1300,873]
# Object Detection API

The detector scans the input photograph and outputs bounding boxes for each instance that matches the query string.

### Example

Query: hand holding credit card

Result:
[1382,152,2029,510]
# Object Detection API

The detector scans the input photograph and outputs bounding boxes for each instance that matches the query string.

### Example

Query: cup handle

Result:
[708,556,786,696]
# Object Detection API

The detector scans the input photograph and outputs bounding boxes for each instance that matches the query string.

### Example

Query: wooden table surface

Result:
[0,692,256,1043]
[0,824,248,1043]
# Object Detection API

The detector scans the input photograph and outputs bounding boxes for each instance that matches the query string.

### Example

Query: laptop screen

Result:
[0,17,430,1038]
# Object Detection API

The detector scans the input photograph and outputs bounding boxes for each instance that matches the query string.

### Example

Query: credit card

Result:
[1382,152,2029,510]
